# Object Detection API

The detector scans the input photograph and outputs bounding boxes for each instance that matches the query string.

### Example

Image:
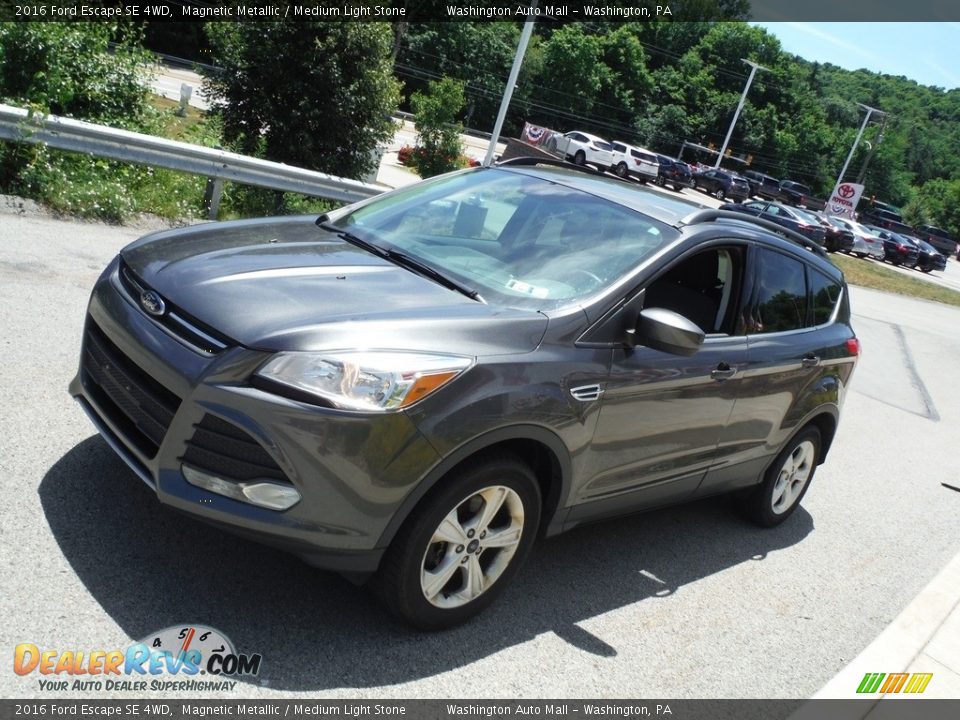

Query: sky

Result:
[751,23,960,91]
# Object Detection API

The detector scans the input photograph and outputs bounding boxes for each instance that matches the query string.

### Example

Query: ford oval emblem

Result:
[140,290,166,317]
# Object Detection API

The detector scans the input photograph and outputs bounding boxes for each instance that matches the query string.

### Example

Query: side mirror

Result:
[626,307,705,356]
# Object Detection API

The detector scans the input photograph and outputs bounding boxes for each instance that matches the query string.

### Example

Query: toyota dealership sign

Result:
[826,182,865,219]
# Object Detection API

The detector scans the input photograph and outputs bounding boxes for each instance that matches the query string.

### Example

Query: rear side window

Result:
[809,270,842,325]
[752,250,807,333]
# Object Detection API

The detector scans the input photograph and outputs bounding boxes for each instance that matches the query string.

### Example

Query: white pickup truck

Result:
[609,142,660,183]
[548,131,616,171]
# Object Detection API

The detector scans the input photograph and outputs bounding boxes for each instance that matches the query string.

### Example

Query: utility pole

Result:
[833,103,883,190]
[713,59,768,169]
[484,0,538,166]
[856,113,889,185]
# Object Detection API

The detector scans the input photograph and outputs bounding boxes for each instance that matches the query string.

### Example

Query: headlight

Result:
[256,351,473,411]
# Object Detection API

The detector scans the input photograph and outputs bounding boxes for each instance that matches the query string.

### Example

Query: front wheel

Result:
[741,427,820,527]
[371,455,541,630]
[714,188,725,200]
[614,162,628,178]
[656,175,666,187]
[574,150,586,166]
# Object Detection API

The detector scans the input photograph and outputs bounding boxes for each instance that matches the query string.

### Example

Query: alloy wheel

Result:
[420,485,525,609]
[771,440,815,515]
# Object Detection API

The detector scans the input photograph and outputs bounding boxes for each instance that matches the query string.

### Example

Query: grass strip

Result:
[831,253,960,307]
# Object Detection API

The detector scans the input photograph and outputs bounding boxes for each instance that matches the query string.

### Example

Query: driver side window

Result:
[643,247,746,335]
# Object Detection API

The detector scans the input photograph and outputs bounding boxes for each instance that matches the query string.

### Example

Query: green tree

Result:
[0,23,152,125]
[901,178,960,237]
[203,21,401,180]
[395,22,520,133]
[409,77,467,178]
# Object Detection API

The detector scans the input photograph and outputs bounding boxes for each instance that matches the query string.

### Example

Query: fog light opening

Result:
[181,465,301,511]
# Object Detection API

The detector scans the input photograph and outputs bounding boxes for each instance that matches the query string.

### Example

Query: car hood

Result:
[120,216,548,354]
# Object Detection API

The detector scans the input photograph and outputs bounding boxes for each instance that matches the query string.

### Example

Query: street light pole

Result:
[483,0,538,167]
[713,59,768,169]
[833,103,882,190]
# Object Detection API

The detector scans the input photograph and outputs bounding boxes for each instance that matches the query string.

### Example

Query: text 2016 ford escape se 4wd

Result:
[71,160,859,629]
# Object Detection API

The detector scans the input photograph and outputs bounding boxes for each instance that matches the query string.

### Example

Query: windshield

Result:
[330,168,678,310]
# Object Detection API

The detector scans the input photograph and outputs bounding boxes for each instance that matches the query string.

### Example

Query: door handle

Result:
[801,355,821,369]
[711,362,737,381]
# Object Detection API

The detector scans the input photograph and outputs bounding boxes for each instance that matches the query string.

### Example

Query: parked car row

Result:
[546,131,957,268]
[720,200,836,250]
[548,131,696,193]
[858,204,958,262]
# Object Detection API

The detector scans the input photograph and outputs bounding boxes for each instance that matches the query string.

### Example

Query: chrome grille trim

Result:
[118,260,230,355]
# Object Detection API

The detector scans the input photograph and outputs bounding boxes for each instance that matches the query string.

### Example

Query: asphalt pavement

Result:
[1,196,958,701]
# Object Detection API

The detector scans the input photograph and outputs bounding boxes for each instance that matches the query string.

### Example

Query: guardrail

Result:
[0,103,385,218]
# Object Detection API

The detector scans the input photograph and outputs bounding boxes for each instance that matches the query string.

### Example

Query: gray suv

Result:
[71,160,859,629]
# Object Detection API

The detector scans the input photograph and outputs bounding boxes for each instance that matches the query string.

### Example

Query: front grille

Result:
[181,414,292,485]
[118,260,231,355]
[82,321,181,458]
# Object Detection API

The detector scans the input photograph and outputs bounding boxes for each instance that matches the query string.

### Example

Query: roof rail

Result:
[496,155,610,178]
[678,209,828,258]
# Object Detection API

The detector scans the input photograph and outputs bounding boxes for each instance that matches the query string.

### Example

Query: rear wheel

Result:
[614,162,628,178]
[371,455,541,630]
[741,427,820,527]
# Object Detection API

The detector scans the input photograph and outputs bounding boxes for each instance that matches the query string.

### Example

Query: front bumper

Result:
[69,259,442,574]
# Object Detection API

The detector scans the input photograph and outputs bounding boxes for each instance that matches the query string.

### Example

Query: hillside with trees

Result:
[394,21,960,233]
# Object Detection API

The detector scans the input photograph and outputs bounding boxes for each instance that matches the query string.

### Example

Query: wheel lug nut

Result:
[467,529,475,538]
[460,556,468,564]
[456,545,464,554]
[480,530,486,539]
[476,547,482,554]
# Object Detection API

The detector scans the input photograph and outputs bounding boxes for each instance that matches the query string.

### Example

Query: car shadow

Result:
[40,436,814,691]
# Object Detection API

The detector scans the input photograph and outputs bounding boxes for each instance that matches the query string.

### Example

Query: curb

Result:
[790,550,960,718]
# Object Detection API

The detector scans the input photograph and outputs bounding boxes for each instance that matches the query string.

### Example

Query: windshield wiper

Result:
[317,220,390,259]
[384,249,484,303]
[317,218,483,303]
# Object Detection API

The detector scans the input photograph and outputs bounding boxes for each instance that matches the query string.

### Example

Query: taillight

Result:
[896,244,907,251]
[846,338,861,356]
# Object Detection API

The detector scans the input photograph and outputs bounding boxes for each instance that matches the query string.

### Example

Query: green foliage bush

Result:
[409,78,468,178]
[0,23,153,125]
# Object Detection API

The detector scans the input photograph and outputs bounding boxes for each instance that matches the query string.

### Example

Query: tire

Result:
[741,426,821,528]
[614,162,628,178]
[656,176,666,187]
[691,179,698,189]
[371,455,541,630]
[574,150,586,166]
[921,266,932,273]
[714,188,725,200]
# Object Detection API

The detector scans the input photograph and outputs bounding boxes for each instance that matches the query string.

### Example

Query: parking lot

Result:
[1,198,958,700]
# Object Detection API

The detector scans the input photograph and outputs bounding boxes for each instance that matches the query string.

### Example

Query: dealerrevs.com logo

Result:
[14,625,262,692]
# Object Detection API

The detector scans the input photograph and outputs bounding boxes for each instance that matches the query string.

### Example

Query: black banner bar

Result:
[3,700,960,720]
[0,1,958,23]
